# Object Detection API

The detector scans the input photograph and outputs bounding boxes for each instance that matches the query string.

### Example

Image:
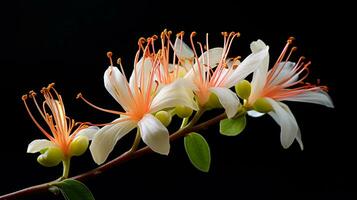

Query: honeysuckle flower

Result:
[176,32,269,118]
[246,39,334,149]
[22,83,98,159]
[78,37,197,165]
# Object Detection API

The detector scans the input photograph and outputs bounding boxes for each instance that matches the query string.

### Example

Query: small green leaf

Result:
[51,179,95,200]
[219,115,246,136]
[184,132,211,172]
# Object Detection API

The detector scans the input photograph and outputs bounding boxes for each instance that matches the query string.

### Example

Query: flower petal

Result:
[76,126,99,140]
[247,110,265,117]
[269,61,298,86]
[248,40,270,100]
[104,66,132,110]
[210,87,240,118]
[27,139,55,153]
[281,90,334,108]
[129,57,154,91]
[266,99,300,149]
[174,38,194,59]
[89,119,136,165]
[138,114,170,155]
[150,79,198,113]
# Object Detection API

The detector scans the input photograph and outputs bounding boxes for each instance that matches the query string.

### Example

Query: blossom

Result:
[22,83,98,157]
[246,39,334,149]
[78,37,197,165]
[176,32,269,118]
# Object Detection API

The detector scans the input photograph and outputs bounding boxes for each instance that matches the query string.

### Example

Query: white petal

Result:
[247,110,265,117]
[129,57,154,92]
[248,40,270,100]
[250,39,267,53]
[104,66,131,110]
[210,87,240,118]
[193,48,223,70]
[174,38,194,59]
[76,126,99,140]
[150,79,198,113]
[269,62,298,86]
[281,90,334,108]
[27,139,55,153]
[138,114,170,155]
[267,99,299,149]
[224,45,269,88]
[89,119,137,165]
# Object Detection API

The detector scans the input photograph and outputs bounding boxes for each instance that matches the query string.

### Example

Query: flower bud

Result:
[37,147,63,167]
[155,111,172,127]
[235,80,251,99]
[206,93,222,109]
[175,105,193,118]
[69,136,89,157]
[253,98,273,113]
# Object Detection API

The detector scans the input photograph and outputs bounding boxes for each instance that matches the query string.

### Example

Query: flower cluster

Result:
[22,31,333,175]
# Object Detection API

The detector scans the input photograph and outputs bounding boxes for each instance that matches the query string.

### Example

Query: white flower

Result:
[175,32,269,118]
[246,39,334,149]
[80,39,197,165]
[22,83,98,155]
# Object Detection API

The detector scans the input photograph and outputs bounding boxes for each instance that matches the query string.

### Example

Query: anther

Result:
[29,90,37,97]
[47,83,55,89]
[76,93,82,99]
[116,58,122,65]
[22,94,28,100]
[107,51,113,66]
[288,37,295,44]
[291,47,298,52]
[176,31,184,37]
[235,32,241,37]
[191,32,197,37]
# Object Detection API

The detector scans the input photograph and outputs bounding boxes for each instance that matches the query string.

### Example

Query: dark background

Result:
[2,0,353,199]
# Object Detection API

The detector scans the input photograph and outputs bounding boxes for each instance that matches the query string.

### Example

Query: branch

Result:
[0,113,226,200]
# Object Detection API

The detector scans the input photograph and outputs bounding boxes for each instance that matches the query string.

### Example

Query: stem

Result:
[180,117,189,129]
[130,129,141,152]
[0,112,226,200]
[61,158,71,179]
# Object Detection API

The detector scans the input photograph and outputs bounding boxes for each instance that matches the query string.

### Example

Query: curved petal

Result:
[269,61,298,86]
[27,139,55,153]
[104,66,132,110]
[89,119,137,165]
[224,45,268,88]
[150,79,198,113]
[138,114,170,155]
[247,110,265,118]
[267,99,299,149]
[129,57,154,91]
[281,90,334,108]
[76,126,99,140]
[174,38,194,59]
[210,87,240,118]
[249,40,270,100]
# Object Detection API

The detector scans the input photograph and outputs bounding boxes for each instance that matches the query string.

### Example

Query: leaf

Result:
[50,179,95,200]
[219,115,246,136]
[184,132,211,172]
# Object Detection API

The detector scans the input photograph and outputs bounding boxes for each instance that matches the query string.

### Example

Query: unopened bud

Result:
[155,111,172,127]
[69,136,89,157]
[206,93,222,109]
[37,147,63,167]
[235,80,251,99]
[253,98,273,113]
[175,105,193,118]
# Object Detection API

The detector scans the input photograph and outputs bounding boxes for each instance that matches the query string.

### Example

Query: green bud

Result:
[175,105,193,118]
[253,98,273,113]
[206,93,222,109]
[37,147,63,167]
[155,111,172,127]
[235,80,251,99]
[69,136,89,157]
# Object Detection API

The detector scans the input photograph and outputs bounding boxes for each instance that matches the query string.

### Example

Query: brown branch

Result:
[0,113,226,200]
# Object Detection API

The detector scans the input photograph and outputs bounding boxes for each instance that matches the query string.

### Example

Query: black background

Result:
[2,0,353,199]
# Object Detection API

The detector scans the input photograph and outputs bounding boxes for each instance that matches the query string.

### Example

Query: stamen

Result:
[76,93,124,115]
[107,52,113,66]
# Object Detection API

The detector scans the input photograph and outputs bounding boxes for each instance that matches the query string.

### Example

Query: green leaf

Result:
[219,115,246,136]
[184,132,211,172]
[50,179,95,200]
